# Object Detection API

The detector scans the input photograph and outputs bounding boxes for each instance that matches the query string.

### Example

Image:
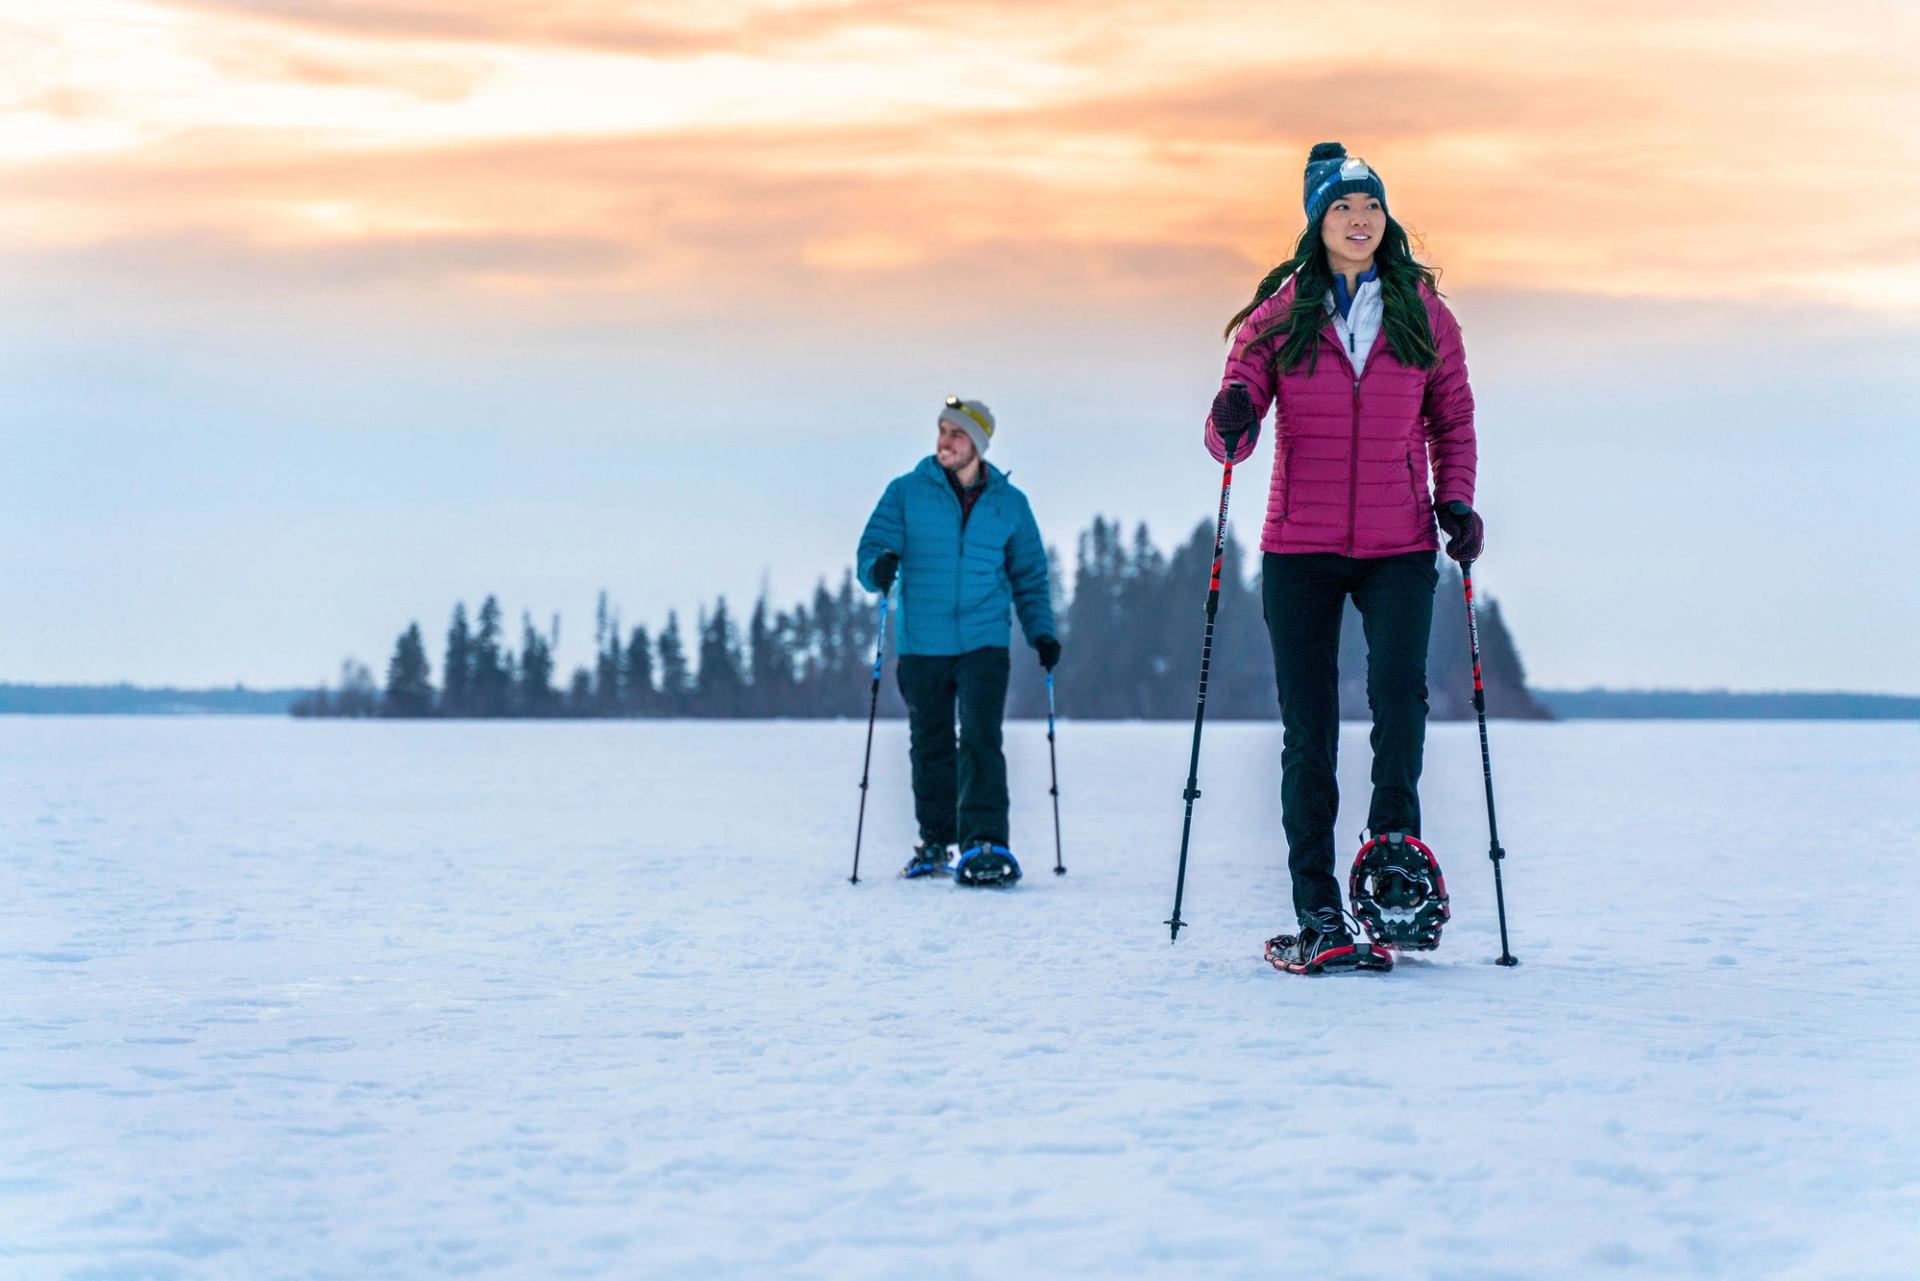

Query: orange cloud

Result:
[6,1,1917,319]
[202,36,489,101]
[138,0,1077,57]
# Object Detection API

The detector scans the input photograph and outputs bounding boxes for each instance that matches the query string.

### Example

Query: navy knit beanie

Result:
[1303,141,1388,225]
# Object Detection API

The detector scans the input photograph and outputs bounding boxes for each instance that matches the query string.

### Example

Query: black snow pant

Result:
[895,647,1012,849]
[1262,551,1439,926]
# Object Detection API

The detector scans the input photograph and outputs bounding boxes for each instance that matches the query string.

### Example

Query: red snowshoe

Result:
[1265,913,1393,974]
[1349,832,1450,952]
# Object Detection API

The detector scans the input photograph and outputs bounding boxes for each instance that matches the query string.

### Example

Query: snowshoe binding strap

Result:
[900,842,952,879]
[1265,914,1392,975]
[952,842,1021,888]
[1349,832,1450,952]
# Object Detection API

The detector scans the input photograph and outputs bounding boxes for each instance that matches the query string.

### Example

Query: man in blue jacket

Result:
[858,397,1060,886]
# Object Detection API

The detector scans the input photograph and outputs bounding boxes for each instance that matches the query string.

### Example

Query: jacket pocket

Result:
[1278,439,1294,520]
[1406,449,1430,530]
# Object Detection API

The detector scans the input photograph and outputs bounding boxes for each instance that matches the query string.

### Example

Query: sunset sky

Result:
[5,0,1918,692]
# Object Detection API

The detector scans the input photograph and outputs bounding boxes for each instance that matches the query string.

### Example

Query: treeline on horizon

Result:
[11,684,1918,719]
[294,516,1551,722]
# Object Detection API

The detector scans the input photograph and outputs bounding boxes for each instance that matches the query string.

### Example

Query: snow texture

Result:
[4,716,1918,1279]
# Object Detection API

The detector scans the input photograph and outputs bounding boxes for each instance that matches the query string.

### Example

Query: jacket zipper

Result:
[942,467,992,642]
[1345,336,1362,556]
[1346,378,1360,555]
[945,473,966,640]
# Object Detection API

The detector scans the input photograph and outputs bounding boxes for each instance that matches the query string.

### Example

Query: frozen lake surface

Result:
[4,716,1919,1279]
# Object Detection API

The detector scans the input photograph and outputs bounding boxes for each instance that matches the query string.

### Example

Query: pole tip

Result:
[848,875,860,885]
[1053,866,1066,876]
[1496,955,1519,967]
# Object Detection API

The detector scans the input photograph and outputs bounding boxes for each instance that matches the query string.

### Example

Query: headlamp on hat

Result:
[938,396,996,457]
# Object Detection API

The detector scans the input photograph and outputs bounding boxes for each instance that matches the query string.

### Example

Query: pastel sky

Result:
[5,0,1918,692]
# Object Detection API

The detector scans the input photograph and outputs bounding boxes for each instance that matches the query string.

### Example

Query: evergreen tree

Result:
[1061,518,1127,716]
[785,600,820,715]
[471,595,509,716]
[828,571,874,715]
[1114,520,1168,716]
[809,579,841,707]
[746,592,793,717]
[593,591,622,716]
[696,598,746,716]
[442,602,472,716]
[517,611,558,716]
[384,622,434,717]
[626,625,655,715]
[1475,597,1551,719]
[1138,518,1193,718]
[656,612,692,714]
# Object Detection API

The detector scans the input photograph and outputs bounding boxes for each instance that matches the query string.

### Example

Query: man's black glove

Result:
[1035,635,1062,671]
[1210,381,1256,458]
[1436,502,1485,563]
[871,551,900,593]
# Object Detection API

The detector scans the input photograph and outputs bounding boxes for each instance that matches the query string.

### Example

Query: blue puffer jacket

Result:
[857,456,1055,657]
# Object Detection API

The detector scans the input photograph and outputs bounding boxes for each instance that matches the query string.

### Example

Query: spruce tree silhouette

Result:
[383,623,434,718]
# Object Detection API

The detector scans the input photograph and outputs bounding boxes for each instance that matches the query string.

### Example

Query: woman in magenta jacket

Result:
[1206,142,1483,975]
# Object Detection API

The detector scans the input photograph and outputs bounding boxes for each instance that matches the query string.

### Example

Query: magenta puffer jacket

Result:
[1206,280,1476,558]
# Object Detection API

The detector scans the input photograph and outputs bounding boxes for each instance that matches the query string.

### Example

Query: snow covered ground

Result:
[4,715,1918,1280]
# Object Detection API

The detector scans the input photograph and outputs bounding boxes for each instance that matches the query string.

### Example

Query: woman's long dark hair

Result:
[1223,212,1441,373]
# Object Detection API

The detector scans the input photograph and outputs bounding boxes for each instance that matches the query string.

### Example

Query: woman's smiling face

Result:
[1321,193,1386,276]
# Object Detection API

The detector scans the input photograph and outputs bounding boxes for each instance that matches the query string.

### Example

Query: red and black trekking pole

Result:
[1167,386,1246,942]
[1458,549,1519,966]
[1045,670,1064,875]
[848,594,890,885]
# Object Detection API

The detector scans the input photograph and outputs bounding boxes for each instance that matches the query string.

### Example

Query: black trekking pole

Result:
[1044,670,1064,875]
[1458,549,1519,966]
[848,594,891,885]
[1168,388,1246,942]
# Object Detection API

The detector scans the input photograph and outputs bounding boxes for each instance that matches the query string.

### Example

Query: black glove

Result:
[1035,635,1062,671]
[871,551,899,593]
[1436,502,1485,563]
[1210,381,1256,458]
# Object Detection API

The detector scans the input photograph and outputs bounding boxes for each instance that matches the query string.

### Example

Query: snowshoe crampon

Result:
[952,842,1021,888]
[1349,832,1450,951]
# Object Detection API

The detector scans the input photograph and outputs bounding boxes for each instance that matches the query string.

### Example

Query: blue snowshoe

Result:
[952,841,1022,888]
[900,841,953,879]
